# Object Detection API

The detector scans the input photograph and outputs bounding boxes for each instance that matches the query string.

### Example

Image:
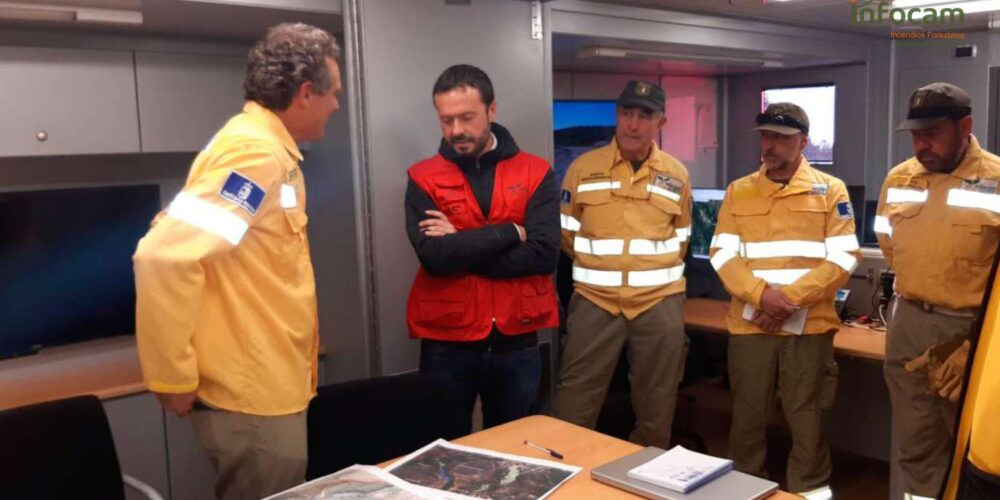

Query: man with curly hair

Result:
[133,23,341,500]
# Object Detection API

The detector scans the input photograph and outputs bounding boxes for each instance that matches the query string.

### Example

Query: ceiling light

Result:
[0,2,142,25]
[577,46,784,68]
[892,0,1000,14]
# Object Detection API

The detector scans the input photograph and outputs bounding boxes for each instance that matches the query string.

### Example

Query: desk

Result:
[684,298,886,361]
[384,415,799,499]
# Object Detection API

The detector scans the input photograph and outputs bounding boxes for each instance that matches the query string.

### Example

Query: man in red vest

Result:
[405,64,560,433]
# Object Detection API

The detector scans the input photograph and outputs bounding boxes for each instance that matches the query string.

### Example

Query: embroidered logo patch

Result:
[220,171,266,216]
[811,183,828,196]
[654,174,684,194]
[836,201,854,220]
[561,189,572,204]
[962,178,999,194]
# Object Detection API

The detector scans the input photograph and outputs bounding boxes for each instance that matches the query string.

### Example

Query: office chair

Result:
[0,395,162,500]
[306,371,466,479]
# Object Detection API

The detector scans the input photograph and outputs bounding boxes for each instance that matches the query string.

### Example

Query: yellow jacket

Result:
[944,269,1000,499]
[133,101,318,416]
[875,136,1000,310]
[710,160,859,335]
[560,139,692,319]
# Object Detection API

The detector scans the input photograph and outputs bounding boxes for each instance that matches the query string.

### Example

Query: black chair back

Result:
[0,395,125,500]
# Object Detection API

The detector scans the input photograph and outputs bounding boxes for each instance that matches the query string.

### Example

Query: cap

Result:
[616,80,665,113]
[752,102,810,135]
[896,82,972,131]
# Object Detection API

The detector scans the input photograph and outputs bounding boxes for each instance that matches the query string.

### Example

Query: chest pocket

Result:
[784,195,827,240]
[730,199,772,242]
[576,188,620,238]
[431,178,471,225]
[952,212,1000,265]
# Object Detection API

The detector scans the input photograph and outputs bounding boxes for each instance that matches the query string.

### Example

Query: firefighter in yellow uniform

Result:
[876,82,1000,500]
[711,103,858,500]
[943,260,1000,500]
[553,80,692,448]
[133,24,341,500]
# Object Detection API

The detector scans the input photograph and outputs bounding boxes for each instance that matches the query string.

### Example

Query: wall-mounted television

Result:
[553,100,616,186]
[0,185,161,359]
[761,84,835,165]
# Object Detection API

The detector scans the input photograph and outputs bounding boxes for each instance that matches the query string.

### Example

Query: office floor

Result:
[675,377,890,500]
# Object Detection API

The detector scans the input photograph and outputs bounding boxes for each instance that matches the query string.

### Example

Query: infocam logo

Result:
[850,0,965,26]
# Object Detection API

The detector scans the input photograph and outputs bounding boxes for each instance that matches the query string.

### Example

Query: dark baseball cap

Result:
[752,102,809,135]
[617,80,665,113]
[896,82,972,131]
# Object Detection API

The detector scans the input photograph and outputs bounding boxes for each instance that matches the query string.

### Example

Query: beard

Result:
[447,128,492,160]
[917,130,966,173]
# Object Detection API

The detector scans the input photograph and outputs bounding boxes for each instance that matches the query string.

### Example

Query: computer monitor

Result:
[863,199,880,247]
[689,188,726,259]
[846,184,865,246]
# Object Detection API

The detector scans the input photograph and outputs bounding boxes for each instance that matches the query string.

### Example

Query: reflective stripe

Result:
[280,184,297,208]
[572,266,622,287]
[647,184,681,202]
[574,237,625,255]
[577,181,621,193]
[675,226,690,242]
[743,240,826,259]
[710,232,741,252]
[800,485,833,500]
[825,234,860,252]
[903,494,935,500]
[874,215,892,236]
[629,238,681,256]
[167,192,249,245]
[886,187,928,204]
[561,214,581,232]
[947,188,1000,214]
[827,250,859,273]
[752,268,811,286]
[710,249,738,271]
[628,264,686,287]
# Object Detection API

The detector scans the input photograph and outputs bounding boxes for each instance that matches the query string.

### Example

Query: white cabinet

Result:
[0,46,140,156]
[135,51,246,152]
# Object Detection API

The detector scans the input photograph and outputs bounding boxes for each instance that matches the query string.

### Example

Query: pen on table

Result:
[523,440,564,460]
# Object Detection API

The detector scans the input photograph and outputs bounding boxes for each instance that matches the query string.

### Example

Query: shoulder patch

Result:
[561,189,572,204]
[220,171,266,215]
[836,201,854,220]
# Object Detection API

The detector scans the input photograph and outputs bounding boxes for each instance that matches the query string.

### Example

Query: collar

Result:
[947,135,984,181]
[243,101,304,162]
[610,138,665,172]
[755,157,816,197]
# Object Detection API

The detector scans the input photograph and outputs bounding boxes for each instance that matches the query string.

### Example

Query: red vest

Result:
[406,151,559,341]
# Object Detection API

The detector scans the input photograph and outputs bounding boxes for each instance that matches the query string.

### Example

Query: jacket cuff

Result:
[747,279,767,309]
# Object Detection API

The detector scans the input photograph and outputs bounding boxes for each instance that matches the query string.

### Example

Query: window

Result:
[761,84,835,165]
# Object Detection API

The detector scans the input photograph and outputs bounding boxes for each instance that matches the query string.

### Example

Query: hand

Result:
[759,287,797,322]
[419,210,456,237]
[751,310,784,333]
[155,391,197,417]
[930,339,971,402]
[514,224,526,242]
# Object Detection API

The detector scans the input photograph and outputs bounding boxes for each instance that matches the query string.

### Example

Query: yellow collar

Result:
[243,101,304,162]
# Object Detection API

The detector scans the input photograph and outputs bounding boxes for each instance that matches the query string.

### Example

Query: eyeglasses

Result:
[755,113,808,134]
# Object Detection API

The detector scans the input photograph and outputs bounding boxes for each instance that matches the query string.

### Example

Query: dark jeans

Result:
[419,341,541,435]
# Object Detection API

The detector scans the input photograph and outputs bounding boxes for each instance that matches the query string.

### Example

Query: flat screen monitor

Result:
[863,199,880,247]
[761,84,835,165]
[553,100,616,186]
[846,184,865,246]
[689,188,726,259]
[0,185,161,359]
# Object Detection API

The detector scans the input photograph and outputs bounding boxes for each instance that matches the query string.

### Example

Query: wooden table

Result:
[684,298,886,361]
[384,414,800,499]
